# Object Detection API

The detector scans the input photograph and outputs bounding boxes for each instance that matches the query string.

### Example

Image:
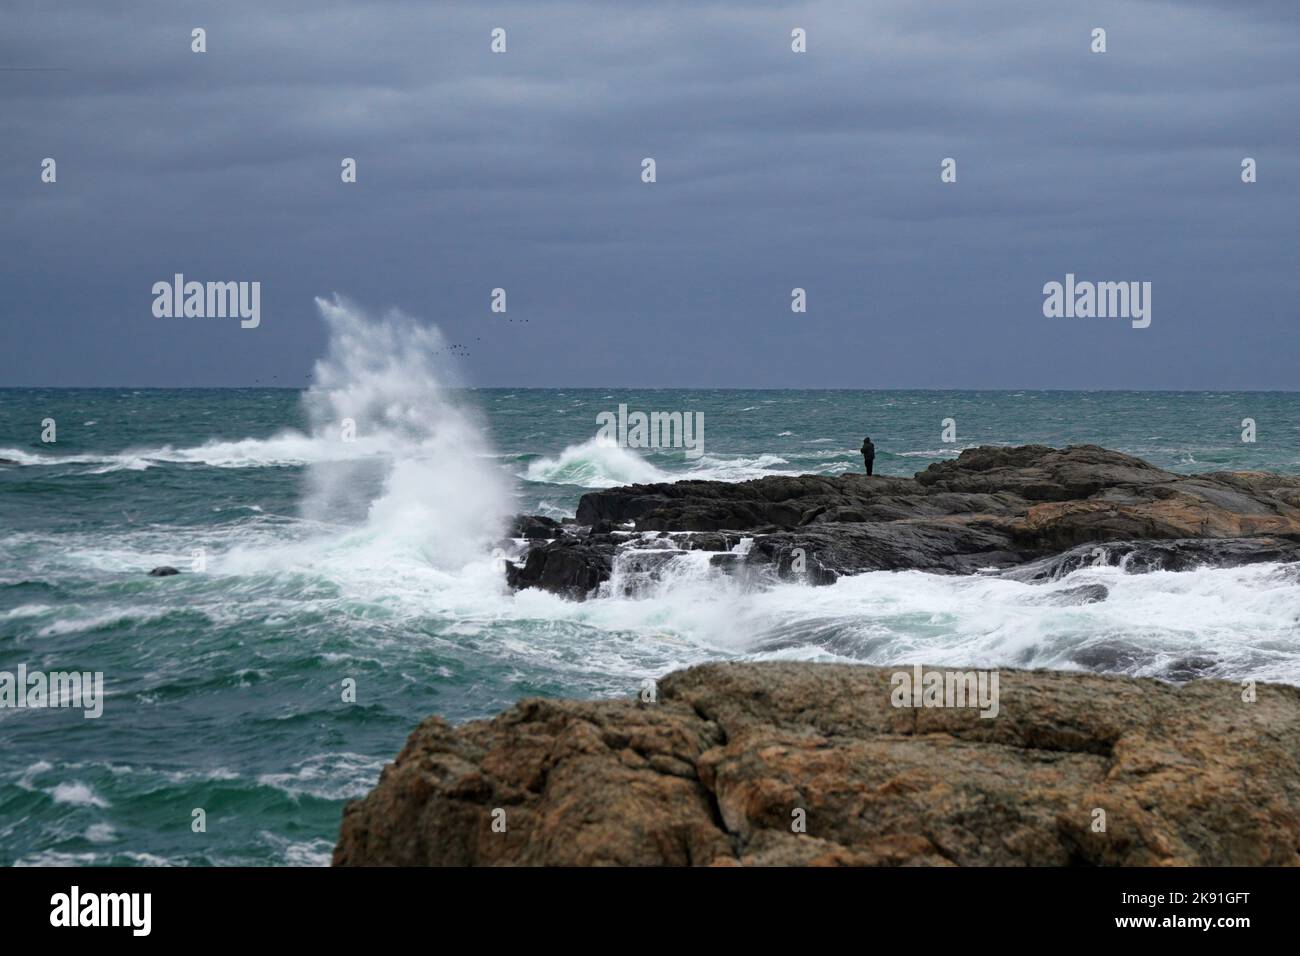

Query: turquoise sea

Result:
[3,310,1299,865]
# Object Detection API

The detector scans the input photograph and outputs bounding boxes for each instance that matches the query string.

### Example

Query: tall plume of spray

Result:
[301,295,508,568]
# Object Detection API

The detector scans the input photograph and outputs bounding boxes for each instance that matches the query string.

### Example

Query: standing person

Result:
[861,436,875,476]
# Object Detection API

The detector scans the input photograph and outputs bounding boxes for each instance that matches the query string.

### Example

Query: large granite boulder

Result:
[333,662,1300,866]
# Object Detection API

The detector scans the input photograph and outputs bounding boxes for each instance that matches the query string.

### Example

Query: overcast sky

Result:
[2,0,1297,388]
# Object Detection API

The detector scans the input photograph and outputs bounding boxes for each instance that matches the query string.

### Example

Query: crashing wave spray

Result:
[524,435,670,488]
[300,295,508,568]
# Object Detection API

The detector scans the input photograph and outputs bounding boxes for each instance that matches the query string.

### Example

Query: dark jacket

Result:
[861,440,875,460]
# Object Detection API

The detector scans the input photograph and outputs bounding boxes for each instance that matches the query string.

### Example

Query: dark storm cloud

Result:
[1,0,1297,387]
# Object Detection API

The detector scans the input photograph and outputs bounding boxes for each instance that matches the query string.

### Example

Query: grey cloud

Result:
[1,0,1296,388]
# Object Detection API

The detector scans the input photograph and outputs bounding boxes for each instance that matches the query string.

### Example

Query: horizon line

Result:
[3,385,1300,394]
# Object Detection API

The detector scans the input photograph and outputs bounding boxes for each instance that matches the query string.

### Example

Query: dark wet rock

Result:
[575,473,920,532]
[747,521,1024,581]
[334,661,1300,867]
[148,566,181,577]
[1166,656,1220,681]
[504,537,612,600]
[506,445,1300,599]
[1069,641,1150,672]
[912,444,1175,499]
[1006,536,1300,582]
[707,552,744,573]
[671,532,743,552]
[507,514,564,539]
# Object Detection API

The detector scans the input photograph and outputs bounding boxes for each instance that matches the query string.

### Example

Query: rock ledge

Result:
[333,662,1300,866]
[504,445,1300,599]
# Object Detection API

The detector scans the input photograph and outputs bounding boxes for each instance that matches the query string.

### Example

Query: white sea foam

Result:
[256,752,387,801]
[491,554,1300,684]
[2,604,54,619]
[12,434,1300,687]
[204,297,511,574]
[684,453,793,482]
[258,833,335,867]
[33,606,176,638]
[15,851,100,867]
[85,823,117,843]
[2,300,513,623]
[0,434,369,472]
[524,436,669,488]
[523,438,799,489]
[48,782,110,808]
[896,447,967,457]
[300,297,509,569]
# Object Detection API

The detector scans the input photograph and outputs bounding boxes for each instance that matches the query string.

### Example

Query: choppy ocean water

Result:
[3,306,1300,866]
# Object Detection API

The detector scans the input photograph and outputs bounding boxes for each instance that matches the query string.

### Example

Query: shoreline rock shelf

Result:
[504,445,1300,598]
[332,662,1300,866]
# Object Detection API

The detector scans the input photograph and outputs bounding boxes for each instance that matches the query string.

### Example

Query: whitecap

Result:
[49,782,110,808]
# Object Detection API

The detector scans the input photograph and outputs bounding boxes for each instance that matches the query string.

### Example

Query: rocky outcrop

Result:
[333,661,1300,866]
[507,515,564,539]
[505,445,1300,598]
[504,534,613,600]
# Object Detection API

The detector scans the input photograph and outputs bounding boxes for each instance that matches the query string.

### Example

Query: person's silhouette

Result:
[860,436,875,476]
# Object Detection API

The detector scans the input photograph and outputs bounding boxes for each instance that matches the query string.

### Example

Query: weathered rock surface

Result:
[333,661,1300,866]
[506,445,1300,598]
[507,514,565,539]
[503,537,612,599]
